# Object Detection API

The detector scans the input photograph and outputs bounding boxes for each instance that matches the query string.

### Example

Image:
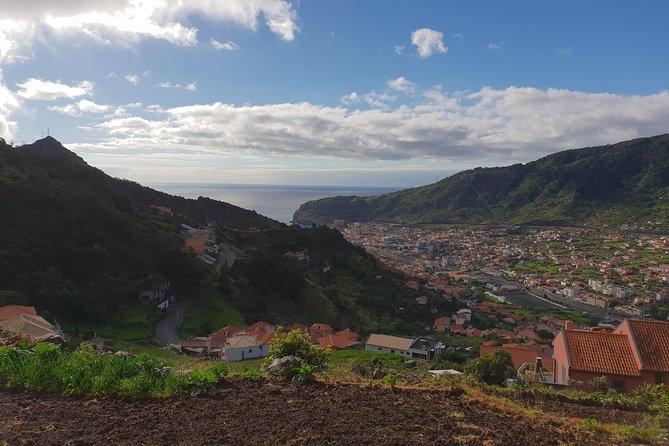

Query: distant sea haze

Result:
[152,183,401,223]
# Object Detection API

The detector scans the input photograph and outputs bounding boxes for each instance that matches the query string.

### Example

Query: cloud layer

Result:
[85,86,669,167]
[0,0,298,63]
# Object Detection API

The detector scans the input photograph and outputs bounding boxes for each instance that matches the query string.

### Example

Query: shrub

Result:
[465,349,514,386]
[264,328,327,369]
[186,363,229,396]
[382,374,398,391]
[240,368,263,381]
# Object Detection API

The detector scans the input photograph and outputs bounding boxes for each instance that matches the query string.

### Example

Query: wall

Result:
[365,344,411,357]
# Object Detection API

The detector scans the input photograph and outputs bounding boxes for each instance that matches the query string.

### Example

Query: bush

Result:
[465,349,514,386]
[264,328,327,369]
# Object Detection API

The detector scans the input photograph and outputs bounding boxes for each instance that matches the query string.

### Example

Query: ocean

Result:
[151,183,400,223]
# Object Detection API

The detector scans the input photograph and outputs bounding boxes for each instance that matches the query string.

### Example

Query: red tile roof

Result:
[0,305,37,321]
[564,330,639,376]
[627,320,669,372]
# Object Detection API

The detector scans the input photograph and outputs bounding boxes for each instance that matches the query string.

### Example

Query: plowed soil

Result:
[0,382,653,446]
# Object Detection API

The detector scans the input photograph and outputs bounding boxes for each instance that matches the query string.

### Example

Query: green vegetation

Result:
[265,328,328,369]
[0,137,271,332]
[465,349,514,386]
[294,133,669,227]
[179,281,246,339]
[0,342,186,397]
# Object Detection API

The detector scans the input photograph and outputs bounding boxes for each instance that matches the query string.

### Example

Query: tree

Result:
[465,349,515,386]
[264,328,327,369]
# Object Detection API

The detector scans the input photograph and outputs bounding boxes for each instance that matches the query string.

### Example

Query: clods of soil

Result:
[0,382,651,445]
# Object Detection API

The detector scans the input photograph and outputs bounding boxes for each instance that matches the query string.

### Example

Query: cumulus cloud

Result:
[387,76,416,94]
[125,74,139,86]
[487,42,503,52]
[394,45,404,55]
[159,81,197,91]
[48,99,111,116]
[86,87,669,167]
[210,38,239,51]
[340,91,360,105]
[0,0,298,62]
[16,78,94,100]
[411,28,447,58]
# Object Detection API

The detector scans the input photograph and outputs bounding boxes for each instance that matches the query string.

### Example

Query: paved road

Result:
[154,299,192,346]
[219,242,237,268]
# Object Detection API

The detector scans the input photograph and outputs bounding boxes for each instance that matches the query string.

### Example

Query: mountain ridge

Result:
[293,133,669,228]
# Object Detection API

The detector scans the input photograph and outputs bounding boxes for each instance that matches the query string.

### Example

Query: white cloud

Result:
[0,71,19,140]
[210,38,239,51]
[159,81,197,92]
[387,76,416,94]
[125,74,139,86]
[394,45,404,55]
[0,0,298,63]
[16,78,94,100]
[364,91,397,108]
[340,91,360,105]
[411,28,447,58]
[86,87,669,167]
[487,42,503,52]
[48,99,111,116]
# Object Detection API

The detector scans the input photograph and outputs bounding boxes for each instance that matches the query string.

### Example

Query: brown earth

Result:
[0,382,656,446]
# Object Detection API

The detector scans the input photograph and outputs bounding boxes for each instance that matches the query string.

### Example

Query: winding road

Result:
[154,299,192,346]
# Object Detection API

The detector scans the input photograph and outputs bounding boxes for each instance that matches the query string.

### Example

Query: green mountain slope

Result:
[0,137,445,338]
[294,134,669,227]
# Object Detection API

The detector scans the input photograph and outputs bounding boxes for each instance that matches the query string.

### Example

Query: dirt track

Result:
[0,382,648,446]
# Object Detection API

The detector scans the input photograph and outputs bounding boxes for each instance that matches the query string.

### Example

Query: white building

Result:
[222,334,269,361]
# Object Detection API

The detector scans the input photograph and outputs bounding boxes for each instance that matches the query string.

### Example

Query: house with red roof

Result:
[434,316,451,332]
[0,305,37,321]
[552,319,669,393]
[309,323,333,341]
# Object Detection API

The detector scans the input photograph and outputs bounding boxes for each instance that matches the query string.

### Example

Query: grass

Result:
[0,342,187,398]
[179,283,246,339]
[66,302,163,342]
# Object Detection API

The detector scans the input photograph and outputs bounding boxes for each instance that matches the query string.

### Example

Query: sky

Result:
[1,1,669,187]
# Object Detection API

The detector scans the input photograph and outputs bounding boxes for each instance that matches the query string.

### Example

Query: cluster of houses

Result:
[182,224,219,265]
[180,321,363,360]
[0,305,62,342]
[480,318,669,393]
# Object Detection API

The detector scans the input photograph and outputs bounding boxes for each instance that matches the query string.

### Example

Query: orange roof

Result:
[627,320,669,372]
[0,305,37,321]
[316,334,360,349]
[334,329,358,340]
[564,330,639,376]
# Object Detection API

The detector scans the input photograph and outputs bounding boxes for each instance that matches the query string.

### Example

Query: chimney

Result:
[565,320,575,331]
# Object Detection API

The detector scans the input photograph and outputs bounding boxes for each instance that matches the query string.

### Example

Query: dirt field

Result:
[0,382,655,446]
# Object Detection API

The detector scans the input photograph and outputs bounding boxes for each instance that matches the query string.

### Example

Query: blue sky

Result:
[1,0,669,186]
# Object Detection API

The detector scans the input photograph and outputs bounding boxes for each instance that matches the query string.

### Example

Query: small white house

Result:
[365,333,444,360]
[223,334,269,361]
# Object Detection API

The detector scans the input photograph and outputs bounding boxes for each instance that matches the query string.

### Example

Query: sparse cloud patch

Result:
[411,28,447,58]
[387,76,416,94]
[16,78,94,100]
[210,38,239,51]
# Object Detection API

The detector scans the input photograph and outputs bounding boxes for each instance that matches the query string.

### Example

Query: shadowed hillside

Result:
[294,134,669,228]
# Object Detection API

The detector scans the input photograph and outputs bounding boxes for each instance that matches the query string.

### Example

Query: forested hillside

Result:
[294,134,669,227]
[0,137,444,338]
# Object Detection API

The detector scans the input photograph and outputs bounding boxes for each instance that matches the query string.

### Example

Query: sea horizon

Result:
[150,182,402,223]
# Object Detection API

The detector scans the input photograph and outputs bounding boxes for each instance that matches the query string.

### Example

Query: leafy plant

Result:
[240,367,263,381]
[382,374,398,392]
[265,328,327,369]
[186,363,229,396]
[465,349,514,386]
[291,364,317,385]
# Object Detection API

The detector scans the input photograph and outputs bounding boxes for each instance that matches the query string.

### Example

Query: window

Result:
[378,347,382,351]
[391,349,395,354]
[249,349,253,353]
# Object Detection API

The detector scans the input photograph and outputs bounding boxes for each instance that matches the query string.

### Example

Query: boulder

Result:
[267,356,303,376]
